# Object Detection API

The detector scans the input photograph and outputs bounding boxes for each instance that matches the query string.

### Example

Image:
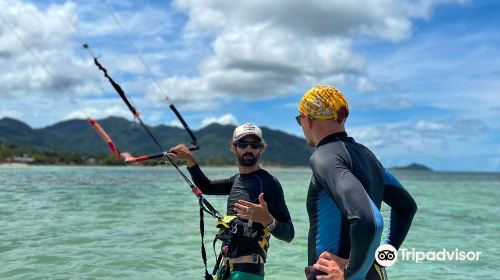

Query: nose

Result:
[242,145,253,151]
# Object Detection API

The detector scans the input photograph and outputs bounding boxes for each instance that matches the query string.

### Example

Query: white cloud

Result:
[0,0,189,127]
[63,105,131,121]
[200,113,238,127]
[77,4,175,39]
[97,54,146,76]
[348,118,489,161]
[0,0,101,98]
[174,0,449,41]
[166,119,183,128]
[352,117,488,147]
[363,25,500,128]
[143,75,223,112]
[359,97,412,110]
[159,0,467,108]
[415,121,446,131]
[0,109,22,120]
[349,117,493,170]
[357,76,377,92]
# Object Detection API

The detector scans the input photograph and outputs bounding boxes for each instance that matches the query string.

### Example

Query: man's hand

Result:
[168,144,197,167]
[234,193,274,226]
[313,251,349,280]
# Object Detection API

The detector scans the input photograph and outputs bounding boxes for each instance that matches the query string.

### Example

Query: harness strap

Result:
[199,198,214,280]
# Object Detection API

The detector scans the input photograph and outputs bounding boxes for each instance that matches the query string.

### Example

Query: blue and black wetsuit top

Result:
[188,164,295,246]
[307,132,417,280]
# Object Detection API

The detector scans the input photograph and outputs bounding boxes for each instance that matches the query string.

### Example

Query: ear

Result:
[259,143,266,154]
[305,115,314,129]
[231,144,237,154]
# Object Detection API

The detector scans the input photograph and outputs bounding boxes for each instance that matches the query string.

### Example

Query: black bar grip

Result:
[93,57,139,117]
[170,104,198,147]
[188,145,200,151]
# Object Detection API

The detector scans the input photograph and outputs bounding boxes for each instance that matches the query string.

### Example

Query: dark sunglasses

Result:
[234,140,262,149]
[295,115,315,126]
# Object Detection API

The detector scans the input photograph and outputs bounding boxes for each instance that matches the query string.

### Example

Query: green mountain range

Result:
[0,117,312,166]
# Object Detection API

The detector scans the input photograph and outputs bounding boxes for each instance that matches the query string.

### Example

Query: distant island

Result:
[391,163,433,171]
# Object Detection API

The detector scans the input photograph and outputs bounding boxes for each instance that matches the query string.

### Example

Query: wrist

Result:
[264,214,273,226]
[343,263,351,279]
[265,216,276,231]
[186,158,197,168]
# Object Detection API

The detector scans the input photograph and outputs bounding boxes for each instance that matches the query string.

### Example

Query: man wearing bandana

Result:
[296,85,417,280]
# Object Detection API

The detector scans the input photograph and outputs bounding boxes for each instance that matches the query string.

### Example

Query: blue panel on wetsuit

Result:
[383,168,403,188]
[316,190,342,258]
[348,199,384,280]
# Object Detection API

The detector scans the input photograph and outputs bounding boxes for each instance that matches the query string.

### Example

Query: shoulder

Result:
[343,136,377,158]
[258,169,282,187]
[257,169,278,182]
[382,168,403,187]
[258,170,285,200]
[310,142,348,169]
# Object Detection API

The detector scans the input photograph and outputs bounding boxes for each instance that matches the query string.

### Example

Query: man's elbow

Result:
[274,224,295,243]
[355,212,384,239]
[285,226,295,243]
[282,225,295,243]
[407,197,418,219]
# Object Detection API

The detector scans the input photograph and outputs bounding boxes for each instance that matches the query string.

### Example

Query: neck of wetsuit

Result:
[239,169,263,177]
[316,131,349,148]
[239,165,260,174]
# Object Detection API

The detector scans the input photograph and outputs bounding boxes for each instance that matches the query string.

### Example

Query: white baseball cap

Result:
[232,123,264,143]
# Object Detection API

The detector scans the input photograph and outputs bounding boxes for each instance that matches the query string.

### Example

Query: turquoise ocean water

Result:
[1,166,499,279]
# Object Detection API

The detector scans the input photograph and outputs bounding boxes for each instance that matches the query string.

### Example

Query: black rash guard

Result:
[187,165,294,243]
[307,132,417,280]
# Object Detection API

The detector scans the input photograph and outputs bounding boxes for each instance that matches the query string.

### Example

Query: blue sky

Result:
[0,0,499,171]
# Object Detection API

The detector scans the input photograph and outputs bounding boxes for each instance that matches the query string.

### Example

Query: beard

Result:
[237,152,260,167]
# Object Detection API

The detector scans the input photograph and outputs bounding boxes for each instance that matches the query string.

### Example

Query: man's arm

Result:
[169,144,233,195]
[382,168,417,249]
[264,178,294,242]
[187,164,234,195]
[312,154,383,280]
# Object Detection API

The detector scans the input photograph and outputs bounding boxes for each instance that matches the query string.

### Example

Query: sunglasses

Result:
[234,140,262,149]
[295,115,315,126]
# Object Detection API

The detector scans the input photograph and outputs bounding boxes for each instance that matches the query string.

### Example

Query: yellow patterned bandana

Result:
[298,84,349,122]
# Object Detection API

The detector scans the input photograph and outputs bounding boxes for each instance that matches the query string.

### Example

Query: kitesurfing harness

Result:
[211,216,271,279]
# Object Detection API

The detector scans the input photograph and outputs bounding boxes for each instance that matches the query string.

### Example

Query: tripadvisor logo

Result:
[375,245,482,266]
[375,244,398,267]
[400,248,482,263]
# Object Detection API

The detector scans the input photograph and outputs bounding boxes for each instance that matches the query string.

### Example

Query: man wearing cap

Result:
[297,85,417,280]
[169,123,294,280]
